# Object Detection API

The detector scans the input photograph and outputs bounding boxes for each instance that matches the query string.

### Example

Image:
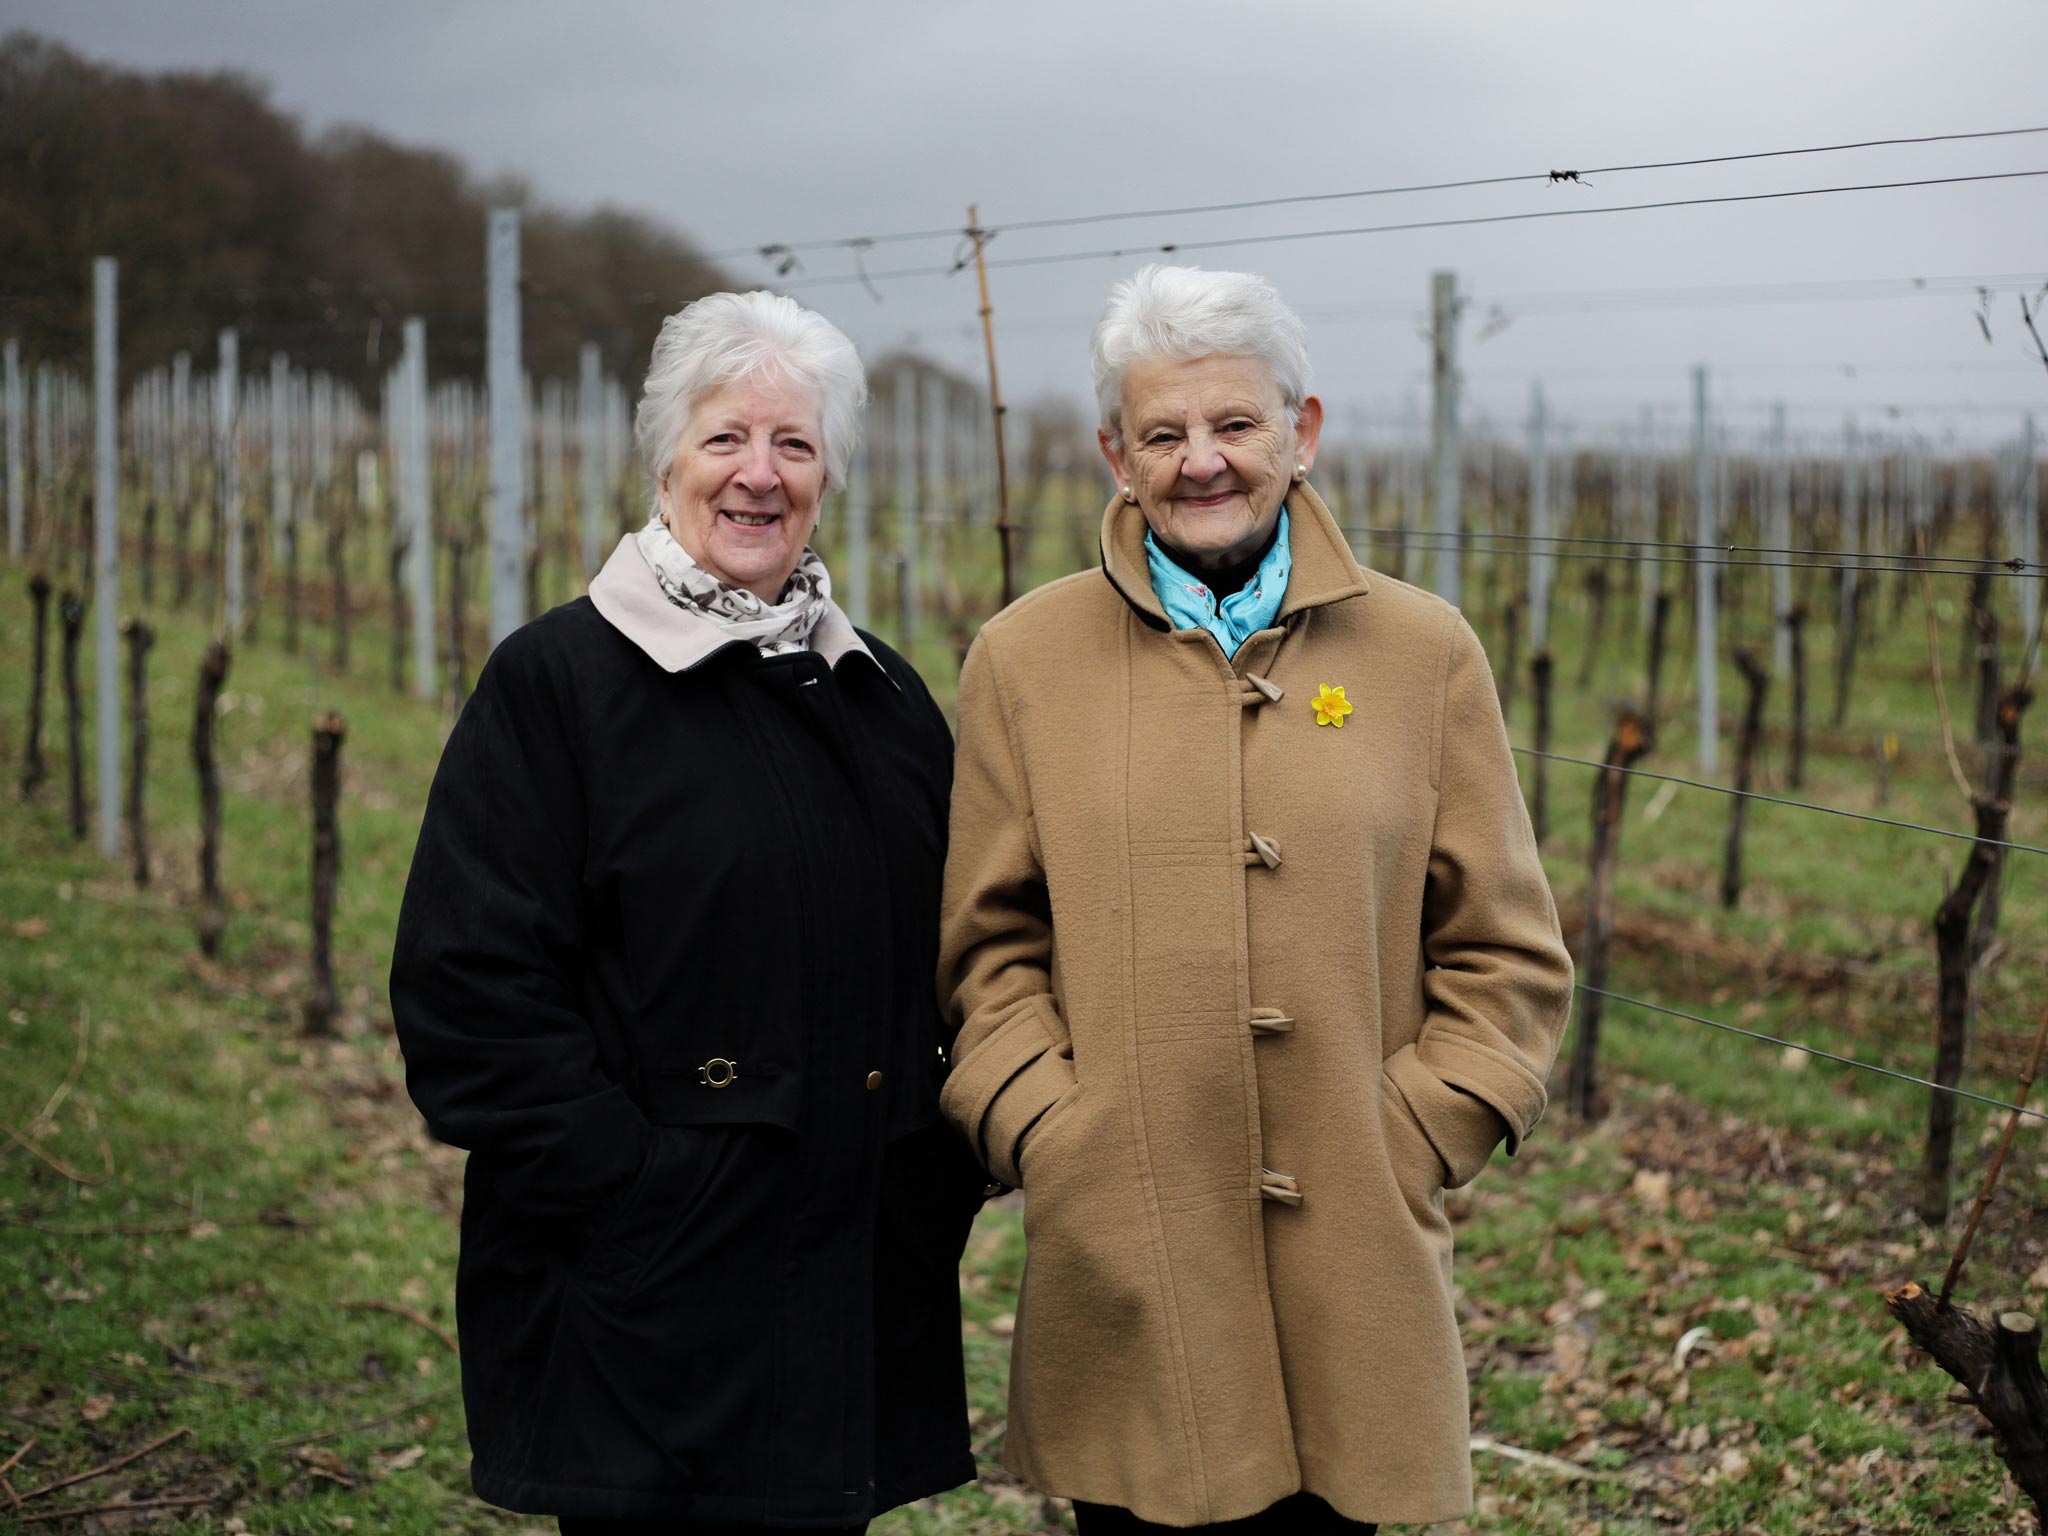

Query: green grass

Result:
[2,489,2044,1534]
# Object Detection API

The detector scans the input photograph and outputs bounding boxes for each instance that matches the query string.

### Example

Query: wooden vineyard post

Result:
[1530,649,1554,845]
[123,619,153,887]
[1568,708,1651,1121]
[193,640,231,958]
[966,204,1017,610]
[304,712,345,1037]
[1786,602,1810,790]
[60,589,86,839]
[1720,648,1769,910]
[1884,1286,2048,1524]
[1923,684,2030,1226]
[21,572,51,796]
[1645,590,1672,729]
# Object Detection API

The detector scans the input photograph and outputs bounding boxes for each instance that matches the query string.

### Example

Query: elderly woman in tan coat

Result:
[938,265,1574,1534]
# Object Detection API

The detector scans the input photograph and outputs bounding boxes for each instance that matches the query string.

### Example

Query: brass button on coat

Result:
[866,1070,884,1091]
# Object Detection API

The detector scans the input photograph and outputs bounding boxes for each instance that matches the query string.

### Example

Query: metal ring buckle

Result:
[697,1057,738,1089]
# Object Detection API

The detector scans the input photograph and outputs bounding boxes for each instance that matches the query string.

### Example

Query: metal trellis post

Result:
[1694,365,1718,774]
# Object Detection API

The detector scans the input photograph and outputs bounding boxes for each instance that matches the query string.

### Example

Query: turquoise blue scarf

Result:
[1144,509,1292,658]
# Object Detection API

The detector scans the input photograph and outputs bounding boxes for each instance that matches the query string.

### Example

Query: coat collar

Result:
[1098,479,1369,631]
[587,535,892,684]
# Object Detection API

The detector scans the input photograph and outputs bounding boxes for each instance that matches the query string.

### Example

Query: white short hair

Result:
[1090,265,1312,446]
[634,290,868,496]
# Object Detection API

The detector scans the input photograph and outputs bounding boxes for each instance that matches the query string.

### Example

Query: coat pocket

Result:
[1379,1066,1451,1232]
[1016,1081,1085,1187]
[573,1124,732,1293]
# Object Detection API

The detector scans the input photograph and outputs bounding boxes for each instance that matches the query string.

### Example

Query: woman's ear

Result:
[1097,429,1128,494]
[1292,395,1325,476]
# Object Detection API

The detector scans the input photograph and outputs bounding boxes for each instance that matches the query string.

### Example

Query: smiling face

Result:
[1099,353,1323,572]
[660,372,827,601]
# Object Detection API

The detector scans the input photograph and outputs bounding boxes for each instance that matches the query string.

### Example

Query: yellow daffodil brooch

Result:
[1312,683,1354,729]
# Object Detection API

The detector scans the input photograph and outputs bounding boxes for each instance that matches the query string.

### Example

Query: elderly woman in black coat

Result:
[391,291,983,1534]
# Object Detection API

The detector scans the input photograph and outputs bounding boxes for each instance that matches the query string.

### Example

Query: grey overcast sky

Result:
[11,0,2048,448]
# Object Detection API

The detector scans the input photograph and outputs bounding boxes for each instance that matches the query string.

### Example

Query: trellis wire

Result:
[863,501,2047,582]
[781,169,2048,289]
[1578,984,2048,1122]
[1515,746,2048,858]
[705,124,2048,262]
[1351,533,2046,580]
[1385,524,2038,571]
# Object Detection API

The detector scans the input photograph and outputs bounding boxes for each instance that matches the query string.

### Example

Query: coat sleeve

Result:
[1385,610,1575,1189]
[936,631,1075,1189]
[389,637,651,1235]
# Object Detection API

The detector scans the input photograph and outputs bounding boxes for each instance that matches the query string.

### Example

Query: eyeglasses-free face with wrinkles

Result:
[661,373,828,602]
[1098,353,1323,573]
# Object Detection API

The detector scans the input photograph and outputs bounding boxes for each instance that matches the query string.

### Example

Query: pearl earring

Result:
[1120,485,1136,503]
[1293,464,1307,481]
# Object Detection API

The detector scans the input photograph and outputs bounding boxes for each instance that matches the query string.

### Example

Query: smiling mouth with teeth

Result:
[724,511,780,527]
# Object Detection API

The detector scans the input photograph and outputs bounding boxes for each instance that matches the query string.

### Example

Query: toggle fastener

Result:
[1260,1169,1303,1207]
[1243,672,1284,703]
[1249,1008,1295,1037]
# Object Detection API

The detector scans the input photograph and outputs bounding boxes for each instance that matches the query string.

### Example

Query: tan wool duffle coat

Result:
[938,483,1575,1527]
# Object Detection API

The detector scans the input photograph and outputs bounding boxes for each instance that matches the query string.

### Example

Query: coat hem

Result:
[1004,1465,1471,1530]
[470,1448,974,1525]
[874,1449,979,1512]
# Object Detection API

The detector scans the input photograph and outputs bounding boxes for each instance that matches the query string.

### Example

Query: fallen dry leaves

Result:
[1447,1085,2045,1532]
